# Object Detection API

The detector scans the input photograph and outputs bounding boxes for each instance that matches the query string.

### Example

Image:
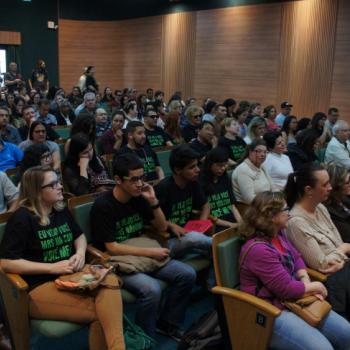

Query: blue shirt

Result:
[275,113,287,127]
[0,125,22,145]
[0,141,23,171]
[36,112,57,126]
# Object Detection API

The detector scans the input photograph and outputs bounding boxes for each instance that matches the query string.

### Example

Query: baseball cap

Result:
[281,101,293,108]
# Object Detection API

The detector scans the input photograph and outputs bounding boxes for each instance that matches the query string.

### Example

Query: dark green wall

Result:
[0,0,59,86]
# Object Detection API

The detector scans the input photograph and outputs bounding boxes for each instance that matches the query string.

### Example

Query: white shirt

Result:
[325,137,350,169]
[264,152,293,190]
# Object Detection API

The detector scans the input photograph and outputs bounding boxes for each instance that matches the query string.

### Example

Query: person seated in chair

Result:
[91,153,196,340]
[0,165,125,350]
[155,145,212,259]
[240,191,350,350]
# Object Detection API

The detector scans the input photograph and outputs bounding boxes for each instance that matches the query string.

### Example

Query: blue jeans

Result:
[121,259,196,337]
[167,231,212,259]
[270,310,350,350]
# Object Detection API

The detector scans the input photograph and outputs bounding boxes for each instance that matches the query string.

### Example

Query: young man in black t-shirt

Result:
[144,108,173,148]
[115,121,164,182]
[189,121,216,161]
[155,145,212,259]
[91,153,195,340]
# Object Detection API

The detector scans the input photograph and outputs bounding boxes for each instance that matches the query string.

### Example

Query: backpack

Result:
[123,315,156,350]
[178,310,223,350]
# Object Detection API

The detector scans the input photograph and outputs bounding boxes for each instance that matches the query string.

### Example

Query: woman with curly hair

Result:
[240,190,350,350]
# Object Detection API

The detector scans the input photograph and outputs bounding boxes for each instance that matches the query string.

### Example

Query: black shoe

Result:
[156,321,184,342]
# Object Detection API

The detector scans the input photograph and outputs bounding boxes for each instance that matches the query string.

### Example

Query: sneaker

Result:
[156,321,184,342]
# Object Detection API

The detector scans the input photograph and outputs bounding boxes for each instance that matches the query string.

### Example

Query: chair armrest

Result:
[87,244,110,261]
[3,272,28,290]
[306,268,327,282]
[212,286,281,317]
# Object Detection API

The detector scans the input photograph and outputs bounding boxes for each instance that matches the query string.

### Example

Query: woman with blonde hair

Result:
[240,191,350,350]
[181,105,204,142]
[244,116,267,145]
[0,166,125,350]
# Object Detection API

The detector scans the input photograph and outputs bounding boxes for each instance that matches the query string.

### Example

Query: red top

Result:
[271,236,286,254]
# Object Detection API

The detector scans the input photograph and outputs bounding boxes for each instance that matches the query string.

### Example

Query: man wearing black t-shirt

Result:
[155,145,212,258]
[115,121,164,182]
[144,108,173,148]
[189,121,216,161]
[91,153,195,340]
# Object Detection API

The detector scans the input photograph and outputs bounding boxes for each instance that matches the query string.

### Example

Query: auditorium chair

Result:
[156,148,172,177]
[5,166,20,186]
[211,228,281,350]
[52,125,71,140]
[0,211,103,350]
[56,139,66,162]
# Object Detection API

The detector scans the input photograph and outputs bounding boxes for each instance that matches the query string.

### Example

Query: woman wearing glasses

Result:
[0,165,125,350]
[232,139,275,204]
[287,163,350,321]
[181,105,204,142]
[240,191,350,350]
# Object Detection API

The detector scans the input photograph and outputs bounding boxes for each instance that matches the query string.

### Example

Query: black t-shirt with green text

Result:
[218,136,247,162]
[0,207,83,288]
[116,145,160,181]
[155,176,207,228]
[91,190,154,251]
[145,127,171,148]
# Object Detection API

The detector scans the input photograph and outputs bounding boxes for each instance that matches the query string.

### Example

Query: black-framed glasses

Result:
[193,115,202,119]
[41,180,61,189]
[40,152,52,161]
[280,207,290,212]
[148,115,159,119]
[123,174,146,184]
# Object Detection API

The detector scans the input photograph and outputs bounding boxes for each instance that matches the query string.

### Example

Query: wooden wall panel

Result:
[278,0,338,117]
[0,31,21,45]
[331,0,350,120]
[59,18,162,93]
[160,12,197,100]
[194,4,281,106]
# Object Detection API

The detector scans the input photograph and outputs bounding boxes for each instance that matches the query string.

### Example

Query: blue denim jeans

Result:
[269,310,350,350]
[121,259,196,337]
[167,231,212,259]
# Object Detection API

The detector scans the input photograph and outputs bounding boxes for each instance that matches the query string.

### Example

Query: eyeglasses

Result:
[280,207,290,212]
[193,115,202,119]
[148,115,159,119]
[40,152,52,161]
[123,174,146,183]
[41,180,61,189]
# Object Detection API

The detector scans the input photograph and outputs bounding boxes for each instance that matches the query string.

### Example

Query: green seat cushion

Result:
[72,202,93,242]
[217,236,243,289]
[55,128,71,140]
[59,143,66,162]
[180,254,211,272]
[31,320,84,338]
[156,150,172,177]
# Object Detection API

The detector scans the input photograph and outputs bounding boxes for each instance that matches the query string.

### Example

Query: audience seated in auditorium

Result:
[0,106,22,145]
[325,120,350,169]
[296,117,311,135]
[91,153,195,340]
[19,121,61,172]
[55,98,75,126]
[76,92,97,117]
[95,108,111,138]
[222,98,236,119]
[67,86,83,110]
[218,117,246,167]
[281,115,297,145]
[325,107,339,134]
[123,101,139,128]
[240,191,350,350]
[0,136,23,171]
[164,112,184,145]
[275,101,293,127]
[311,112,332,146]
[235,106,249,139]
[0,171,18,213]
[232,139,275,204]
[245,102,262,126]
[11,96,26,128]
[287,129,320,171]
[325,164,350,243]
[181,105,204,142]
[100,110,125,154]
[286,164,350,320]
[200,148,241,232]
[155,145,212,259]
[144,108,173,148]
[167,100,183,116]
[63,132,113,195]
[116,121,164,182]
[263,131,293,190]
[36,99,57,126]
[243,116,266,145]
[210,104,227,137]
[264,105,279,131]
[0,165,125,350]
[189,121,216,161]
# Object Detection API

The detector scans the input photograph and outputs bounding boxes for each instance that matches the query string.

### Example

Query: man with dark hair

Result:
[91,153,195,339]
[189,121,216,160]
[144,108,173,148]
[116,121,164,181]
[0,135,23,171]
[155,145,212,258]
[146,88,154,103]
[325,107,340,133]
[123,101,139,128]
[4,62,24,93]
[275,101,293,127]
[35,99,57,126]
[0,107,22,145]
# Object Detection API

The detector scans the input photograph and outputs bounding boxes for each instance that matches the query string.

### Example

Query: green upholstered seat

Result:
[217,236,242,289]
[54,127,71,140]
[58,142,66,162]
[70,201,93,241]
[156,149,172,177]
[30,320,84,338]
[181,254,211,272]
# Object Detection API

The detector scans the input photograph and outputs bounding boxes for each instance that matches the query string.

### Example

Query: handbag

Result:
[240,240,331,327]
[54,264,120,291]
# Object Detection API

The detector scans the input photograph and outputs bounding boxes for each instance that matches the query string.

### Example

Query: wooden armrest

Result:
[306,268,327,282]
[1,272,28,290]
[212,286,281,317]
[144,225,170,239]
[87,244,110,261]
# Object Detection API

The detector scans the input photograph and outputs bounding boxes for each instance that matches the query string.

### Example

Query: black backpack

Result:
[178,310,223,350]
